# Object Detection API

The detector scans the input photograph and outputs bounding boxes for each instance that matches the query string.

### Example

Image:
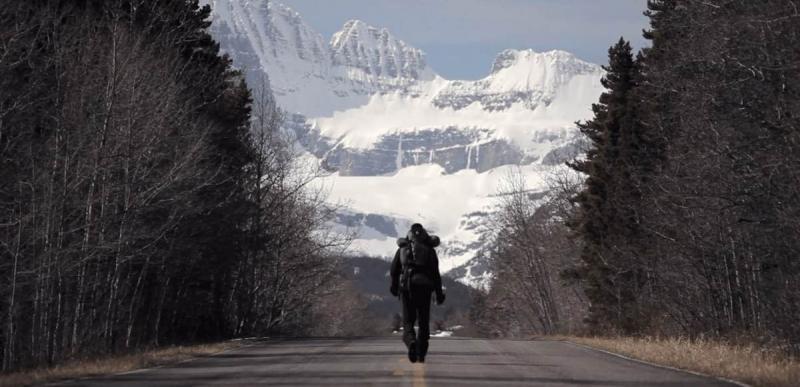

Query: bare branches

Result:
[471,168,587,337]
[0,1,347,371]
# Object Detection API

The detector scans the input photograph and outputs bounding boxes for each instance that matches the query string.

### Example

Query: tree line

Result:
[473,0,800,351]
[0,0,345,372]
[468,171,587,338]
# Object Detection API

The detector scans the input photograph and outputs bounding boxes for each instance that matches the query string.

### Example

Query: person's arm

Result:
[390,248,401,296]
[432,249,445,304]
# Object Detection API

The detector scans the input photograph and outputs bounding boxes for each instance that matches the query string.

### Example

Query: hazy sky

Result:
[281,0,651,80]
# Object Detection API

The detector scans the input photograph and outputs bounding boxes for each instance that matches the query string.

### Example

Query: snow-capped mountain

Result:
[204,0,436,116]
[434,49,601,111]
[202,0,603,287]
[330,20,432,83]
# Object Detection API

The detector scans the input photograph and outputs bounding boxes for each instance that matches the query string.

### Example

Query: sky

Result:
[281,0,651,80]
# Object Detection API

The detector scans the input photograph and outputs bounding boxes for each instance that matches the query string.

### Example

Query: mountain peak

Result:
[490,49,582,74]
[268,1,301,19]
[330,19,431,80]
[483,48,600,95]
[339,19,371,31]
[332,19,389,45]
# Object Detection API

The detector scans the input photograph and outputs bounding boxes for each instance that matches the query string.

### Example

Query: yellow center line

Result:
[392,358,406,376]
[412,363,427,387]
[393,358,427,387]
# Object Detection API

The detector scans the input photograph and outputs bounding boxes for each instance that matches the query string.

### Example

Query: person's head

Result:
[408,223,428,242]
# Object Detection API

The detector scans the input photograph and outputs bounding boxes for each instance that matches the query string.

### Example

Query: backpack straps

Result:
[401,241,416,297]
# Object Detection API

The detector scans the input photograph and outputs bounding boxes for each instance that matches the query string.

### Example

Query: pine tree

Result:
[567,38,641,333]
[635,0,800,343]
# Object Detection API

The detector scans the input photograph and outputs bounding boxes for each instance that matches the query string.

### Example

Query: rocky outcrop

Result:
[433,49,603,111]
[330,20,431,82]
[293,123,525,176]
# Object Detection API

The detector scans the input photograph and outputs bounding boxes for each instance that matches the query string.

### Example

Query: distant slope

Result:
[342,256,474,323]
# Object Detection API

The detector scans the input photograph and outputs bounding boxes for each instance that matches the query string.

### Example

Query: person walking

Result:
[390,223,445,363]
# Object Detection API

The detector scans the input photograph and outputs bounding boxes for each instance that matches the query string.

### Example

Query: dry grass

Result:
[0,341,242,387]
[563,336,800,387]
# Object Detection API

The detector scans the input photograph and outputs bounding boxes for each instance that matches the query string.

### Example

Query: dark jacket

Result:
[390,234,443,296]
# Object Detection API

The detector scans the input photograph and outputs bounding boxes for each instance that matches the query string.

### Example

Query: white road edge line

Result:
[48,339,260,385]
[114,341,253,376]
[563,340,751,387]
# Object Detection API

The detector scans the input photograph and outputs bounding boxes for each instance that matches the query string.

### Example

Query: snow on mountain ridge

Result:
[204,0,602,117]
[433,49,602,111]
[205,0,444,115]
[488,49,598,92]
[266,1,329,63]
[203,0,330,86]
[331,20,432,82]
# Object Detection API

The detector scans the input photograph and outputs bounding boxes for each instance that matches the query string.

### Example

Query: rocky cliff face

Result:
[330,20,432,83]
[433,49,601,111]
[203,0,603,287]
[204,1,329,92]
[205,0,601,176]
[288,118,526,176]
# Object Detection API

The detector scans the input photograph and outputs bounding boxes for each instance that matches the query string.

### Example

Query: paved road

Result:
[58,337,737,386]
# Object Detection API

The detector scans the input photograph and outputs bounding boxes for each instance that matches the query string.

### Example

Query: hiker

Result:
[390,223,446,363]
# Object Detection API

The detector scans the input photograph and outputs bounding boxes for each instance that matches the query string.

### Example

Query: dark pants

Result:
[401,286,432,357]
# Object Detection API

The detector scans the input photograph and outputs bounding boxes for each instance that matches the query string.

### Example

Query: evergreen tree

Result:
[0,0,338,369]
[568,38,642,333]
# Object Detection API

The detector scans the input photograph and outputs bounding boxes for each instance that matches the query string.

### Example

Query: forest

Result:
[2,0,800,378]
[473,0,800,354]
[0,0,351,372]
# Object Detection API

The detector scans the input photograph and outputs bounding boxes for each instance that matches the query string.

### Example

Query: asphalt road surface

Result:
[56,337,738,386]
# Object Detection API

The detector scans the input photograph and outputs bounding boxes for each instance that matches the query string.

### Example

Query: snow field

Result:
[316,163,553,272]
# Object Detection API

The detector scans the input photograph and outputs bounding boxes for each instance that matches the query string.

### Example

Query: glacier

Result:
[202,0,603,287]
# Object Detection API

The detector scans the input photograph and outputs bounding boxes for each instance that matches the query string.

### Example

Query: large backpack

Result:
[399,239,436,292]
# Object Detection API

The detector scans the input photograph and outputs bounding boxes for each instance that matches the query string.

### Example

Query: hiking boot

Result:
[408,341,418,363]
[418,341,428,363]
